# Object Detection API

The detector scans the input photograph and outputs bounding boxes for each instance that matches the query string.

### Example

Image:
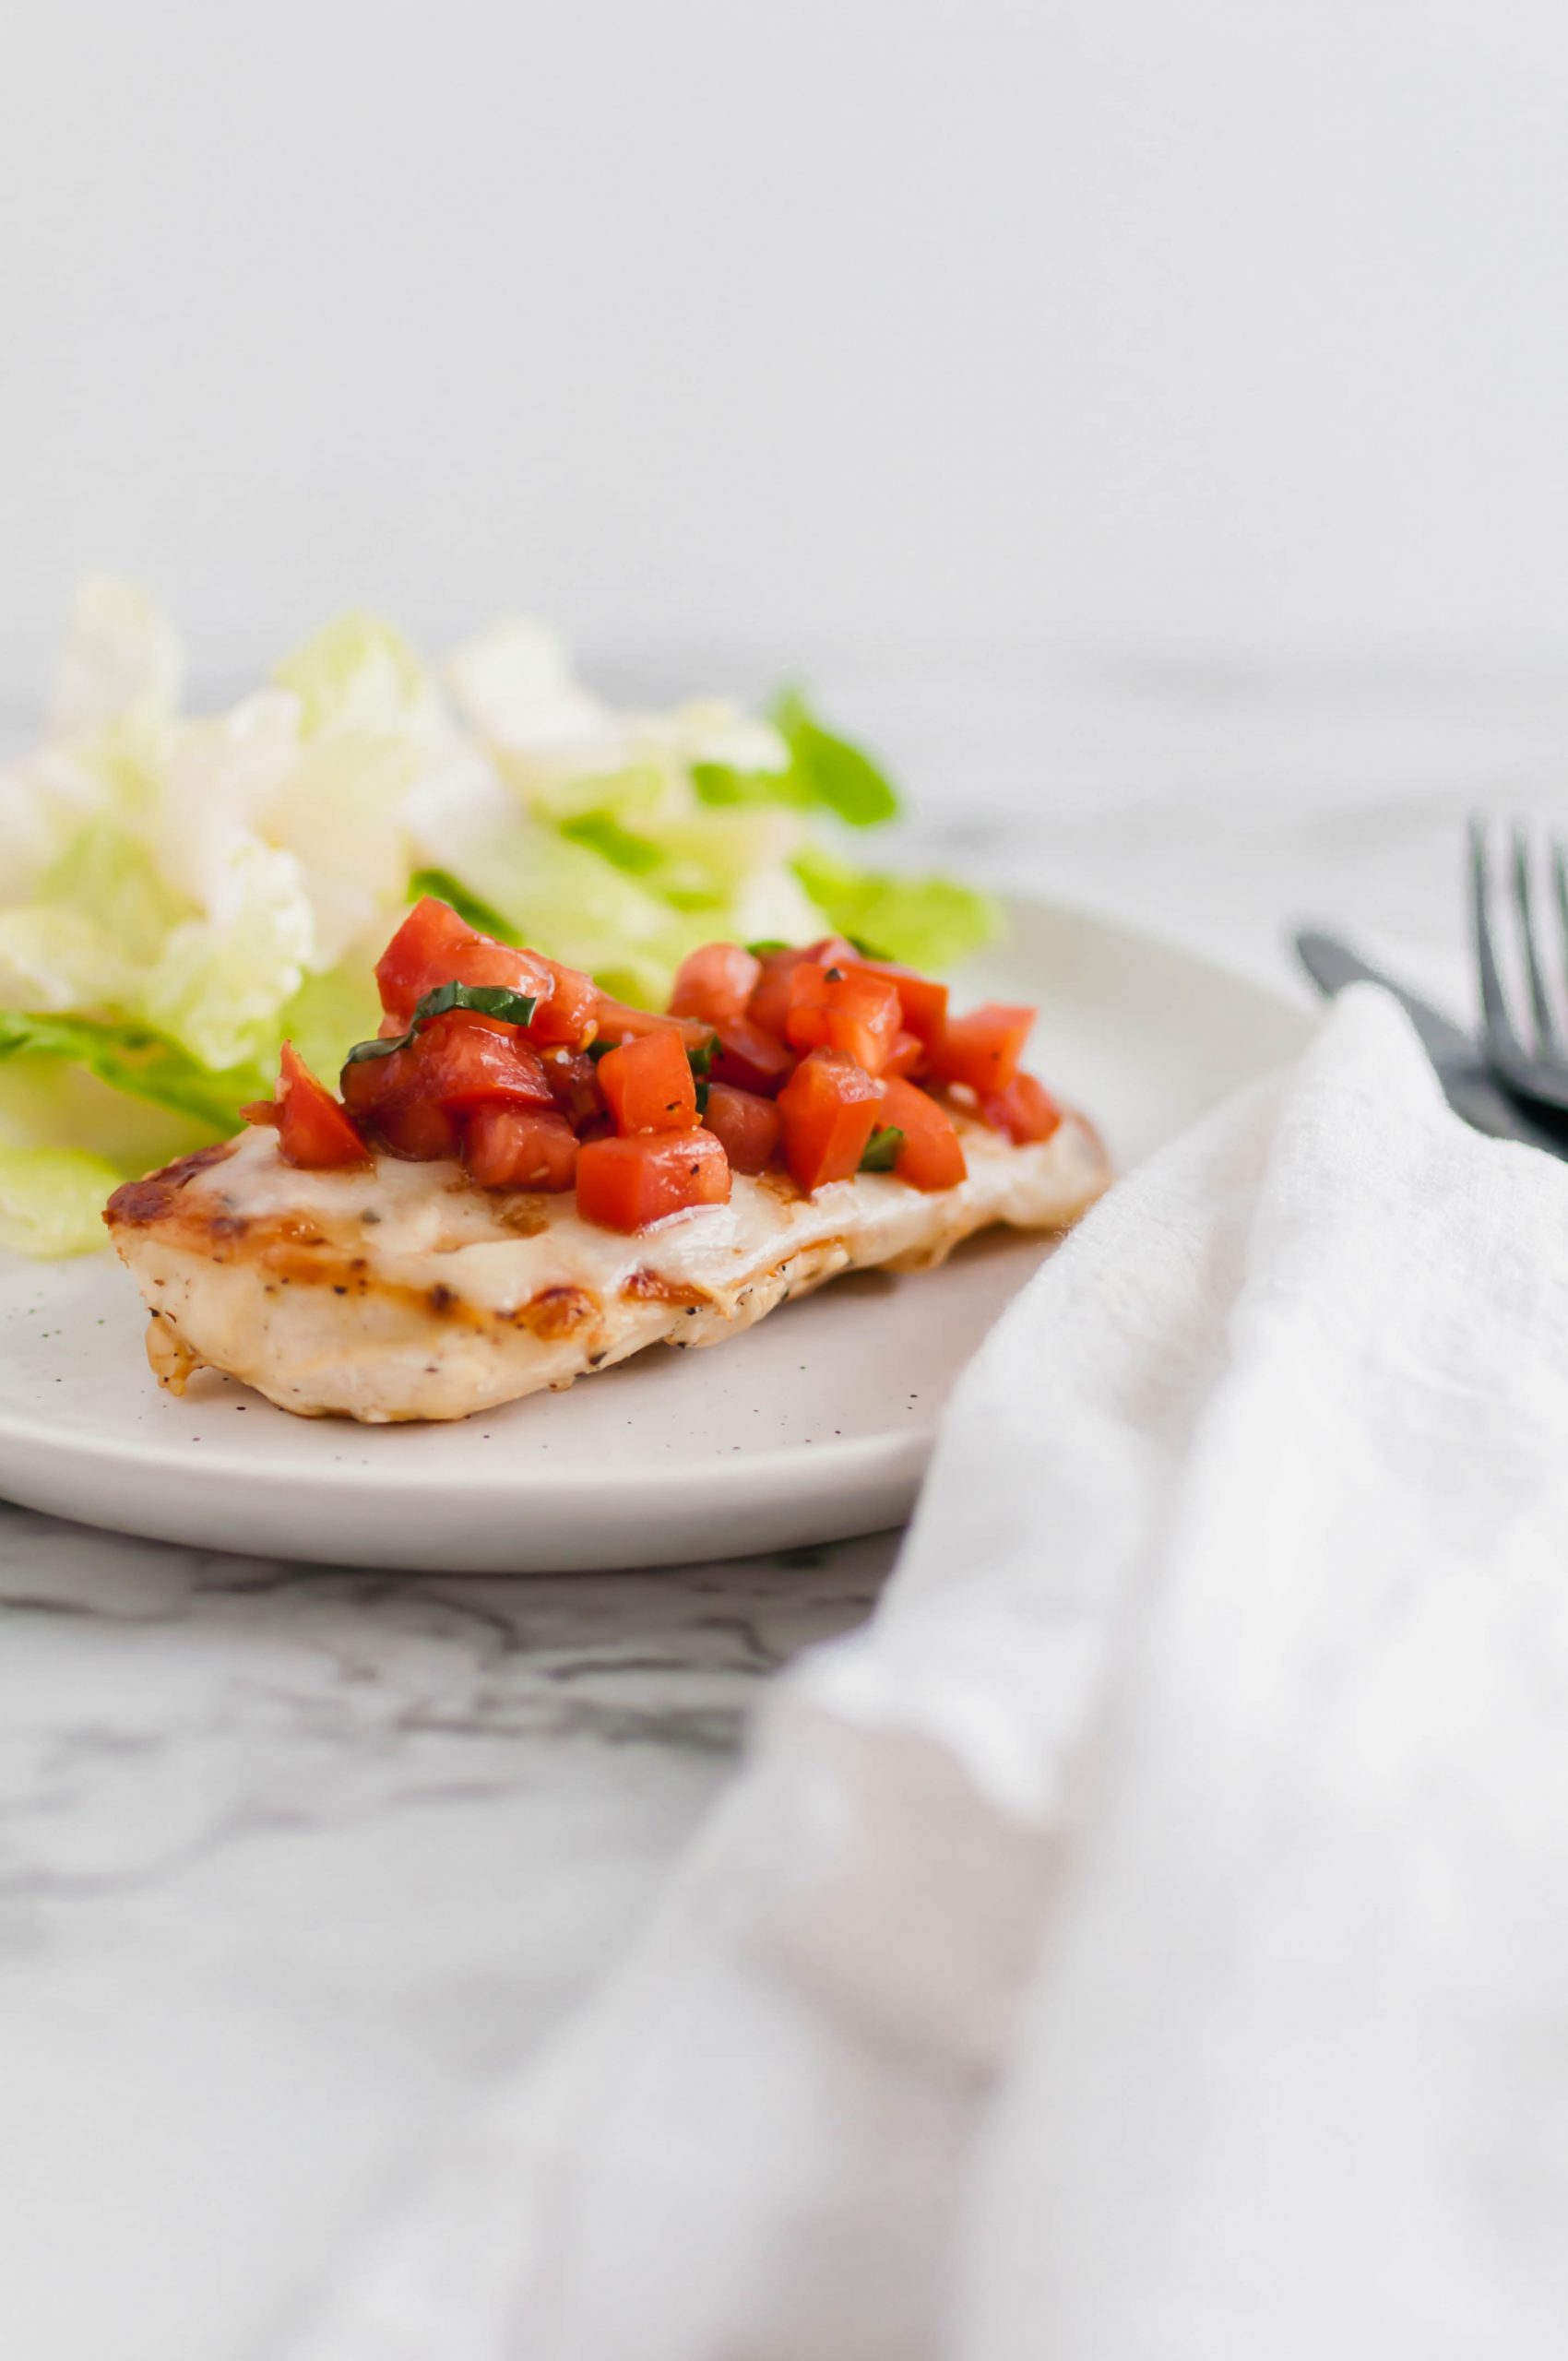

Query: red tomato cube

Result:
[374,896,552,1025]
[670,942,763,1026]
[463,1105,579,1191]
[710,1016,796,1096]
[883,1029,926,1080]
[262,1042,368,1169]
[544,1050,606,1129]
[846,957,949,1048]
[746,947,813,1038]
[928,1003,1036,1097]
[878,1076,967,1192]
[576,1130,732,1231]
[701,1081,780,1176]
[598,1029,698,1134]
[397,1010,553,1110]
[776,1049,885,1193]
[785,963,902,1074]
[980,1071,1063,1145]
[527,958,601,1048]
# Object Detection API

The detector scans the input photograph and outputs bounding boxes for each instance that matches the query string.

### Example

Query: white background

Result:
[4,0,1568,697]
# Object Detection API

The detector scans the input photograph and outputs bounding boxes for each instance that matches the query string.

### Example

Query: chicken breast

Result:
[104,1106,1111,1423]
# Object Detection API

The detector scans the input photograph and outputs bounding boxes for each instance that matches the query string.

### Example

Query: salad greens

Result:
[0,582,1002,1254]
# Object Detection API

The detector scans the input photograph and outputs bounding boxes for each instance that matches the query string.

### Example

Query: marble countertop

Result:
[8,646,1568,2360]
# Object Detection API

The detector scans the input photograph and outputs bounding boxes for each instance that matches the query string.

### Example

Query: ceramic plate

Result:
[0,898,1310,1571]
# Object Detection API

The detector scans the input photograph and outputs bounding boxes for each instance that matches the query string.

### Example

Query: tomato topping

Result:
[253,1042,369,1169]
[576,1130,731,1231]
[928,1003,1036,1097]
[701,1081,780,1176]
[670,942,762,1026]
[368,1093,464,1160]
[592,992,718,1059]
[785,962,902,1074]
[845,957,949,1048]
[710,1016,796,1097]
[528,958,600,1049]
[878,1076,967,1192]
[746,947,812,1038]
[544,1050,606,1129]
[375,896,553,1025]
[980,1071,1063,1145]
[394,1009,553,1110]
[776,1049,885,1193]
[598,1029,698,1135]
[464,1104,579,1191]
[883,1029,926,1080]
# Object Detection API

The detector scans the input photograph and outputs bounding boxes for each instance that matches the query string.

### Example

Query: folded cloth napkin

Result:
[292,988,1568,2361]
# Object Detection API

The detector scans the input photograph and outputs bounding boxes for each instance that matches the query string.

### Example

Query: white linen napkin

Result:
[291,987,1568,2361]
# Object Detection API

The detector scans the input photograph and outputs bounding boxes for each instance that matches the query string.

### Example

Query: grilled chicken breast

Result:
[105,1106,1111,1423]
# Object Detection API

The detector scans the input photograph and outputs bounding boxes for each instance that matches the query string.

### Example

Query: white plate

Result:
[0,899,1311,1571]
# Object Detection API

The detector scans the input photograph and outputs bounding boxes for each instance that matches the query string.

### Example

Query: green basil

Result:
[344,979,539,1064]
[859,1124,906,1172]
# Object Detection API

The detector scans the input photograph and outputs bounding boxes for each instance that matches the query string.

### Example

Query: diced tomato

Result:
[598,1029,698,1134]
[879,1076,967,1192]
[710,1016,796,1097]
[883,1029,926,1080]
[544,1050,605,1130]
[746,947,813,1038]
[776,1049,885,1193]
[846,957,949,1049]
[576,1130,731,1231]
[980,1071,1063,1145]
[670,942,762,1026]
[375,896,553,1025]
[367,1092,463,1161]
[785,962,902,1074]
[591,993,718,1059]
[255,1042,368,1169]
[928,1003,1036,1097]
[701,1081,780,1176]
[528,958,600,1049]
[394,1009,553,1111]
[804,935,861,969]
[463,1105,579,1191]
[754,943,862,1041]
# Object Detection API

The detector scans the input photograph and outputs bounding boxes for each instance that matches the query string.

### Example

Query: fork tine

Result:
[1470,820,1522,1054]
[1553,837,1568,1012]
[1513,825,1560,1050]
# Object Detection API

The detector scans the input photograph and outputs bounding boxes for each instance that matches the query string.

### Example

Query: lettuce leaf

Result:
[790,848,1002,972]
[0,1147,125,1257]
[0,1011,266,1131]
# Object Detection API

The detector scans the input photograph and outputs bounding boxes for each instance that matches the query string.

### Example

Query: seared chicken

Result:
[105,1106,1111,1423]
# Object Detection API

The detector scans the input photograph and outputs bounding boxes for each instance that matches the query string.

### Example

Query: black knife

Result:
[1294,928,1568,1157]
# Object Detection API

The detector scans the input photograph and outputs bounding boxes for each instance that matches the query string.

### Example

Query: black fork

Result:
[1469,820,1568,1116]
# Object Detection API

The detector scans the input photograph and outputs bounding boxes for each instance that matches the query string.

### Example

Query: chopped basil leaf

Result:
[585,1037,617,1062]
[746,939,790,957]
[687,1032,720,1078]
[407,869,520,943]
[343,979,539,1064]
[694,1080,711,1116]
[859,1124,905,1172]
